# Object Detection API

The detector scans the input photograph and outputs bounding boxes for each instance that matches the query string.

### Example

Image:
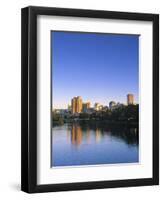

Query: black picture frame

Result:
[21,6,159,193]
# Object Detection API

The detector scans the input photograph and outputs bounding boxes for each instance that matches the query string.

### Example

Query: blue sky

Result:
[52,31,139,109]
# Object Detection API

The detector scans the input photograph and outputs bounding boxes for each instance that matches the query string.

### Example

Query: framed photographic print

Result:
[21,6,159,193]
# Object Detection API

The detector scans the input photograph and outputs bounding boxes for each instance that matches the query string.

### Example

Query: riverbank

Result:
[53,118,138,127]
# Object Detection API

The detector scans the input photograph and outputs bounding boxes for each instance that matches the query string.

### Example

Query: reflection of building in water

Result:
[85,128,91,143]
[71,124,83,146]
[95,128,102,142]
[66,128,71,142]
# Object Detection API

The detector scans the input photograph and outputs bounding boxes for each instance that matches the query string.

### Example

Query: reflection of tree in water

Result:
[67,121,138,147]
[110,126,138,146]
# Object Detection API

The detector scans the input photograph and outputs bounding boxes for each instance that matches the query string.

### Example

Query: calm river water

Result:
[52,122,139,167]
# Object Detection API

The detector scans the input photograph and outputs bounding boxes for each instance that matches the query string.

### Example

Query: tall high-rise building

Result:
[82,102,91,112]
[76,96,83,113]
[127,94,134,105]
[71,96,83,113]
[68,104,71,111]
[71,97,76,114]
[94,103,102,111]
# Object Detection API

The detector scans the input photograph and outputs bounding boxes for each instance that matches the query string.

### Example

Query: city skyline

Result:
[54,93,136,112]
[52,31,139,109]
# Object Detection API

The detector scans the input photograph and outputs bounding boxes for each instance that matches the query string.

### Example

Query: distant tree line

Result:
[52,105,139,126]
[52,113,64,126]
[78,105,138,122]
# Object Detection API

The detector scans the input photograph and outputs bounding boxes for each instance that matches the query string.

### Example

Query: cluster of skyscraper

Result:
[71,96,90,114]
[70,94,134,114]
